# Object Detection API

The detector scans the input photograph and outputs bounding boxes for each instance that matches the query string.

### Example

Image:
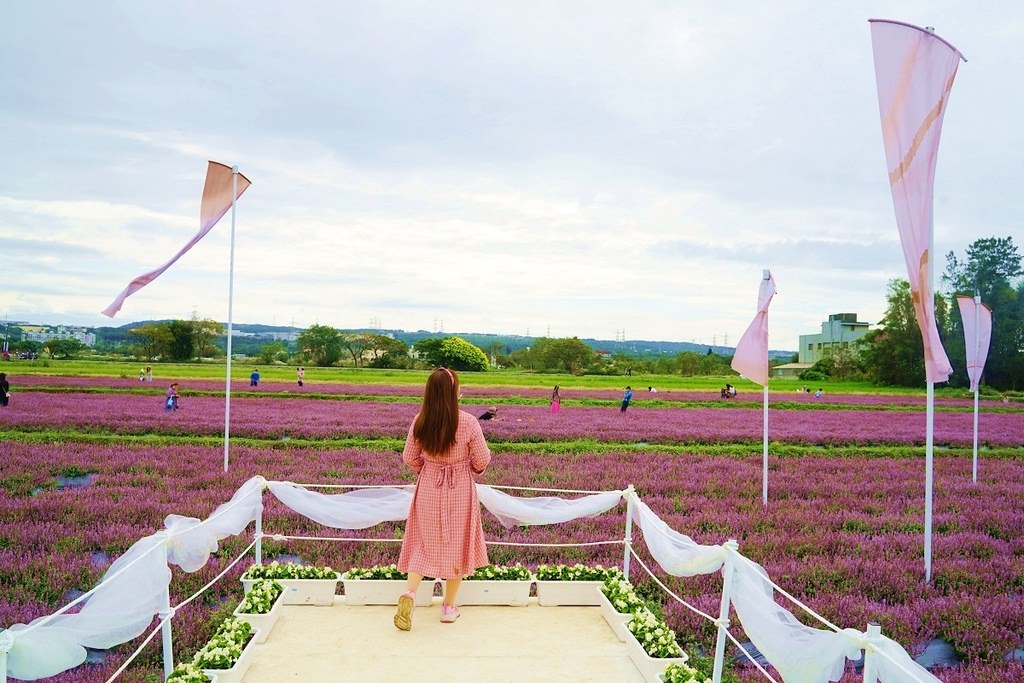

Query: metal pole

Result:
[972,294,981,484]
[762,385,769,507]
[925,380,934,582]
[622,485,635,580]
[712,540,739,683]
[157,532,174,679]
[255,508,263,566]
[923,210,936,583]
[0,628,11,683]
[861,621,882,682]
[223,167,238,473]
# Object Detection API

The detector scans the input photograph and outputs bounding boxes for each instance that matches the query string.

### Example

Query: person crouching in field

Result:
[394,367,492,630]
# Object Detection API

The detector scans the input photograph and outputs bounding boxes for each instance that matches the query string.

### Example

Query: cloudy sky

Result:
[1,2,1020,351]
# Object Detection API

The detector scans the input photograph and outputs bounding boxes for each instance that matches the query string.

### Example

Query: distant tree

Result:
[857,278,949,386]
[165,320,195,362]
[363,335,409,368]
[675,351,704,376]
[297,324,343,367]
[944,236,1024,390]
[128,324,173,361]
[530,337,596,374]
[340,332,372,367]
[190,316,224,359]
[368,336,412,369]
[414,336,488,371]
[257,341,290,365]
[42,338,86,359]
[944,236,1023,302]
[412,338,446,367]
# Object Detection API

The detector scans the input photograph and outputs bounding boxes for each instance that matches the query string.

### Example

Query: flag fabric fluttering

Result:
[956,296,993,393]
[102,162,251,318]
[869,19,963,384]
[731,271,777,386]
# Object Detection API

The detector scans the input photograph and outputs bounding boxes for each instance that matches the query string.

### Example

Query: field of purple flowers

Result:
[0,375,1022,682]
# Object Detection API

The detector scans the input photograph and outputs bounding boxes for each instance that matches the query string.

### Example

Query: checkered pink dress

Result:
[397,410,491,580]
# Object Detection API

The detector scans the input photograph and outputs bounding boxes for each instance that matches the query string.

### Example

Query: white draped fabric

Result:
[1,479,940,683]
[267,482,413,529]
[629,494,726,576]
[7,534,170,680]
[166,475,265,571]
[477,486,624,528]
[730,555,861,683]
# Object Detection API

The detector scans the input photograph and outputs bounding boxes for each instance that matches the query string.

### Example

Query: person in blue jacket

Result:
[620,386,632,413]
[250,368,260,387]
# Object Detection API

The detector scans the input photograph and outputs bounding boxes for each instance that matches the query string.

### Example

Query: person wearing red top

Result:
[394,367,492,630]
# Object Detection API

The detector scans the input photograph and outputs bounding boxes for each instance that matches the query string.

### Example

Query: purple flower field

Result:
[0,376,1022,682]
[2,391,1022,448]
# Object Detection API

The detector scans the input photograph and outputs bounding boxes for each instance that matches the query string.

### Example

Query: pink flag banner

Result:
[731,272,777,386]
[102,162,252,317]
[956,296,992,393]
[869,19,963,384]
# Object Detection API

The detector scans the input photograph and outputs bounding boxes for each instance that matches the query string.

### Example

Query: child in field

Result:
[394,367,491,630]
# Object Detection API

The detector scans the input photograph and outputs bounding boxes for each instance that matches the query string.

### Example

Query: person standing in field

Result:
[250,368,260,387]
[0,373,10,407]
[164,382,180,412]
[145,366,153,382]
[394,367,491,631]
[296,367,305,387]
[550,385,561,413]
[620,386,632,412]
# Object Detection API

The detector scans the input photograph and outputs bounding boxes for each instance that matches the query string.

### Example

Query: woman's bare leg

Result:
[443,577,461,606]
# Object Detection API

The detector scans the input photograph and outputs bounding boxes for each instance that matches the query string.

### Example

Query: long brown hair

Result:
[413,368,460,455]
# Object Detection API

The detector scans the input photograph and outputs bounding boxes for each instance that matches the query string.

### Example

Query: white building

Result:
[798,313,871,364]
[24,326,96,347]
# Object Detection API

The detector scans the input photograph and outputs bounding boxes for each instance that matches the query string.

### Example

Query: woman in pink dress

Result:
[394,367,491,630]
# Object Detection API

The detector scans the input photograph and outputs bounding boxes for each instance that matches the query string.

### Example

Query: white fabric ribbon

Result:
[629,493,727,576]
[477,485,624,527]
[5,533,170,680]
[268,482,413,529]
[165,475,265,571]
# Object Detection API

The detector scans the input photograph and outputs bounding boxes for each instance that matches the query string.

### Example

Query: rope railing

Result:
[0,478,943,683]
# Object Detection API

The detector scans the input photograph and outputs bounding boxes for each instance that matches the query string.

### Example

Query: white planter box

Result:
[232,592,284,643]
[624,630,689,683]
[241,572,341,606]
[341,573,435,607]
[597,590,632,642]
[453,579,532,606]
[535,580,604,606]
[202,629,260,683]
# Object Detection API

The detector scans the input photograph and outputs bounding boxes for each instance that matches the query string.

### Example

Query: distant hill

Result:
[56,320,797,359]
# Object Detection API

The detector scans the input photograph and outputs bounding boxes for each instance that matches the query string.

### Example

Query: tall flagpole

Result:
[223,166,238,473]
[924,208,936,583]
[761,268,770,507]
[972,293,980,483]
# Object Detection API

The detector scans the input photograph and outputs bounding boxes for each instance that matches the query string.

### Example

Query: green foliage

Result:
[415,336,488,371]
[944,237,1024,391]
[858,279,929,386]
[257,341,289,365]
[166,320,195,361]
[297,324,343,367]
[128,324,174,361]
[41,338,87,359]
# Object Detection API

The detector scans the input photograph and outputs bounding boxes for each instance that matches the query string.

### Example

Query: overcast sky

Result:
[1,2,1020,351]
